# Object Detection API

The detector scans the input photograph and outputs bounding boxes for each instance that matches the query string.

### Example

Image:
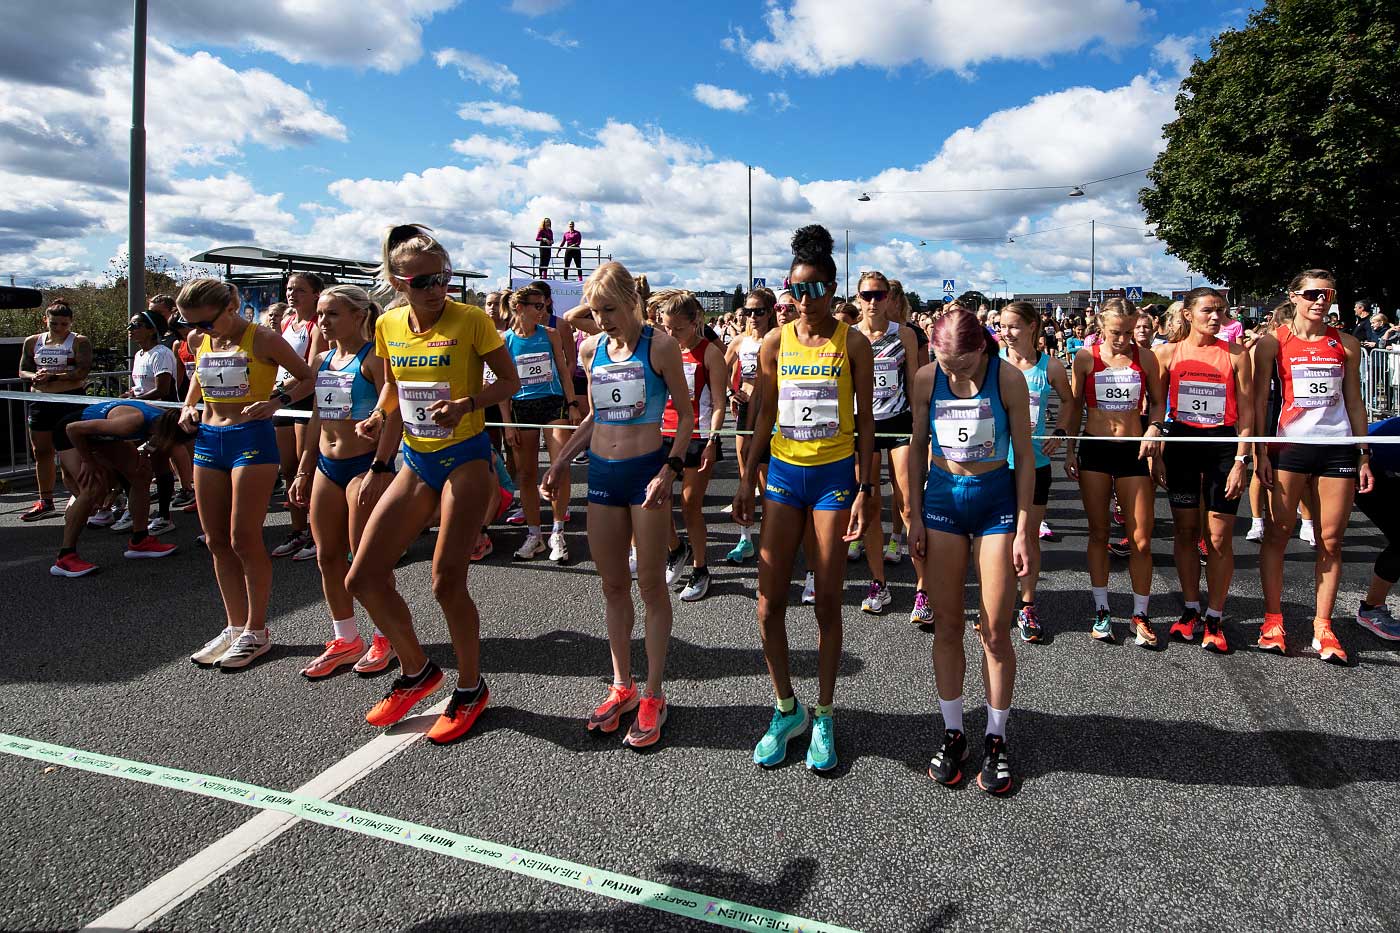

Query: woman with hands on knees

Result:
[543,263,693,749]
[177,280,315,670]
[344,224,520,744]
[907,307,1034,796]
[288,285,397,680]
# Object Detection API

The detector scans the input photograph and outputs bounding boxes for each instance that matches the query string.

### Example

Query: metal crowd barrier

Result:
[1362,347,1400,420]
[0,371,131,480]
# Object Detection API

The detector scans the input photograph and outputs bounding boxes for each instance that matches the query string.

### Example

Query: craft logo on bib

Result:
[198,353,251,399]
[777,379,839,441]
[516,351,554,387]
[316,371,355,420]
[592,361,645,422]
[935,398,996,462]
[1095,367,1141,412]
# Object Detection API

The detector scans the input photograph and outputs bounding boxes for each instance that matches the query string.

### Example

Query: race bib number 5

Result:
[935,398,996,462]
[397,381,452,438]
[777,380,839,441]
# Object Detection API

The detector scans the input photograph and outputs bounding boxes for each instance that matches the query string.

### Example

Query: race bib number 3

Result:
[316,371,355,420]
[592,362,646,422]
[516,351,554,388]
[873,357,901,400]
[197,353,251,400]
[1095,367,1142,412]
[935,398,996,462]
[777,380,840,441]
[1291,363,1341,409]
[398,381,452,438]
[1177,379,1227,425]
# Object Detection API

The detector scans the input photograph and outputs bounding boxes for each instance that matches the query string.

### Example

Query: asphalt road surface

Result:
[1,458,1397,932]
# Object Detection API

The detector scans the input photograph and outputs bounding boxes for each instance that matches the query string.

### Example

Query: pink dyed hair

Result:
[931,307,996,358]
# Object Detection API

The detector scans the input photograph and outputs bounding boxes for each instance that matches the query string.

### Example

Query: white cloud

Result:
[693,84,750,112]
[525,27,579,49]
[768,90,793,112]
[451,134,530,163]
[741,0,1148,75]
[457,101,562,133]
[509,0,569,15]
[434,48,520,94]
[1151,34,1201,78]
[0,0,460,89]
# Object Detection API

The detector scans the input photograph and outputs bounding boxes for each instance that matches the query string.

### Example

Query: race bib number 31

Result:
[1095,367,1142,412]
[1291,363,1341,409]
[777,380,840,441]
[398,381,452,438]
[1177,379,1227,425]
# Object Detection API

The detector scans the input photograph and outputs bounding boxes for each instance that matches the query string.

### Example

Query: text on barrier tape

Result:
[1,388,1395,444]
[0,733,858,933]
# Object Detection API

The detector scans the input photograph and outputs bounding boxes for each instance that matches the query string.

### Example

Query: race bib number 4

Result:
[1176,379,1227,425]
[1095,367,1142,412]
[316,371,355,420]
[777,380,840,441]
[397,381,452,438]
[516,351,554,388]
[592,362,646,422]
[1291,363,1341,409]
[934,398,996,462]
[873,357,901,400]
[197,353,251,400]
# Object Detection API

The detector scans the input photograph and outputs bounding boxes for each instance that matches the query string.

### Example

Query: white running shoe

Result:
[666,545,690,585]
[801,572,816,605]
[1299,522,1317,547]
[1246,522,1265,542]
[549,531,569,563]
[216,630,272,669]
[148,516,175,536]
[191,627,237,666]
[111,513,134,533]
[515,532,546,560]
[87,508,115,528]
[292,541,318,562]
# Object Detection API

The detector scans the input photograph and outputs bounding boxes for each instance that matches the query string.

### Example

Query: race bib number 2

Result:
[397,381,452,438]
[778,380,839,441]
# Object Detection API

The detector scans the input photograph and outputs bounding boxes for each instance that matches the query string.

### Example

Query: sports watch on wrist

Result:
[667,456,685,477]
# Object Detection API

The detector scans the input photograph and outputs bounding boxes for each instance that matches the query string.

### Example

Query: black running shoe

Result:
[927,729,968,786]
[978,734,1012,795]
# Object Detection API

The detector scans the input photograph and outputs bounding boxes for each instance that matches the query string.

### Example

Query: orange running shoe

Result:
[586,681,639,733]
[426,679,490,744]
[1312,621,1348,665]
[1168,609,1200,642]
[623,692,668,749]
[1201,615,1228,653]
[354,632,396,675]
[365,662,443,727]
[1257,614,1286,654]
[301,636,366,679]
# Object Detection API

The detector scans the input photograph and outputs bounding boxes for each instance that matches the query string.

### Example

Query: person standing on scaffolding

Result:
[535,217,554,279]
[561,221,583,281]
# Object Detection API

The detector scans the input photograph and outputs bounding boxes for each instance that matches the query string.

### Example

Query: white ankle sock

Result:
[1092,587,1109,611]
[986,704,1009,738]
[1133,592,1150,617]
[332,618,358,642]
[938,696,964,733]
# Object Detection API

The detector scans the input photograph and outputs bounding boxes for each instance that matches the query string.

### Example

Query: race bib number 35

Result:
[1291,363,1341,409]
[777,380,840,441]
[592,362,646,422]
[1095,367,1142,412]
[398,381,452,438]
[197,353,251,400]
[934,398,996,462]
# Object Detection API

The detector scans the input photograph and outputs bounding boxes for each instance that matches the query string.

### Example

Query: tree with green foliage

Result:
[1141,0,1400,320]
[956,290,990,309]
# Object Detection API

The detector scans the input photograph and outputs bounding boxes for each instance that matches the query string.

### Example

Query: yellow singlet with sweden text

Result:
[375,300,504,453]
[194,322,277,406]
[770,320,855,467]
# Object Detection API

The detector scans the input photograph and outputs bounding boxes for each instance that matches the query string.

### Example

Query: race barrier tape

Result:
[1,389,1394,444]
[0,732,858,933]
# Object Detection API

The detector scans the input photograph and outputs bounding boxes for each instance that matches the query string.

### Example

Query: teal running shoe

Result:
[805,712,837,771]
[753,701,809,767]
[726,537,755,564]
[1090,608,1114,643]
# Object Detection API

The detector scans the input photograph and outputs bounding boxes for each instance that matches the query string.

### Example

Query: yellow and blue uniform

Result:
[586,326,670,506]
[376,300,502,491]
[764,321,856,511]
[923,353,1017,537]
[315,344,382,489]
[193,324,281,472]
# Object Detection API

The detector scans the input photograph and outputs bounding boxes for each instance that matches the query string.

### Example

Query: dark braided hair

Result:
[789,224,836,283]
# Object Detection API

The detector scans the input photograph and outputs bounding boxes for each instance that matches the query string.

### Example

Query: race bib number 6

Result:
[592,361,646,422]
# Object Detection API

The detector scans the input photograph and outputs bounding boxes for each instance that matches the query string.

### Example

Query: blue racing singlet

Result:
[589,325,668,425]
[929,353,1009,465]
[80,399,163,440]
[504,325,564,400]
[316,344,377,422]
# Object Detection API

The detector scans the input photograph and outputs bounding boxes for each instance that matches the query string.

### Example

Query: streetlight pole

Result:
[128,0,147,369]
[747,165,753,292]
[844,229,849,299]
[1089,219,1095,308]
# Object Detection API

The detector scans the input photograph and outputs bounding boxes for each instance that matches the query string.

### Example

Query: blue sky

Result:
[0,0,1253,298]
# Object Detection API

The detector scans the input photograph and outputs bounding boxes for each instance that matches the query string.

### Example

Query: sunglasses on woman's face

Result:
[401,270,453,290]
[1295,287,1335,303]
[859,290,888,302]
[174,308,224,331]
[774,303,796,315]
[790,281,829,301]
